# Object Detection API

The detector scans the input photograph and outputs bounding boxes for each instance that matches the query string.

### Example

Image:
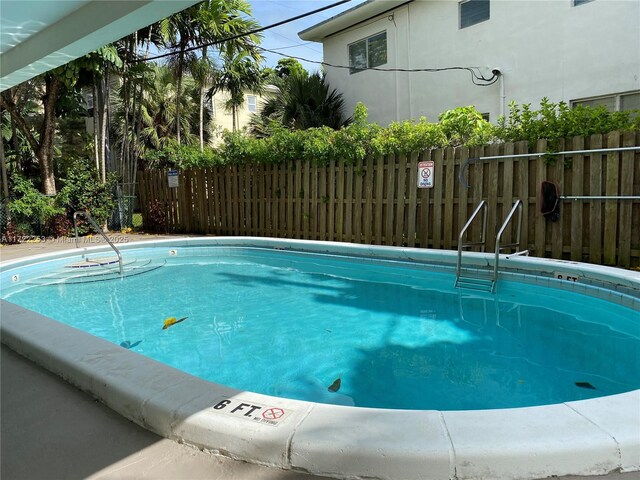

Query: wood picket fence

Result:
[138,131,640,267]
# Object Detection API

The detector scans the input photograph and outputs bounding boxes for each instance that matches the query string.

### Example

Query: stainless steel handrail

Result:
[456,200,488,281]
[73,211,123,276]
[492,200,523,291]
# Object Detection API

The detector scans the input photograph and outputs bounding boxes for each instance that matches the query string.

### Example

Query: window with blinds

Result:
[460,0,490,29]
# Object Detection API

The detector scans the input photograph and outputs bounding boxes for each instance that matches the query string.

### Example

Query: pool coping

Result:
[1,237,639,480]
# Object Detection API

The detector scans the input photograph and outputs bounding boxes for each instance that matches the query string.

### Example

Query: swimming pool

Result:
[1,237,639,479]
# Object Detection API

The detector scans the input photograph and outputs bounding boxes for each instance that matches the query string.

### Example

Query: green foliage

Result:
[438,106,494,147]
[142,140,222,169]
[7,174,64,228]
[56,158,118,230]
[140,101,639,169]
[494,97,640,148]
[252,71,349,133]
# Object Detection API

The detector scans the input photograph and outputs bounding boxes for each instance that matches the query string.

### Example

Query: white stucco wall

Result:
[320,0,640,126]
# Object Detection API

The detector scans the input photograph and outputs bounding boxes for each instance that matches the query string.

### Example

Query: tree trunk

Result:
[199,85,205,150]
[176,41,186,145]
[93,78,100,173]
[99,74,108,183]
[199,45,208,152]
[0,76,60,195]
[0,114,9,202]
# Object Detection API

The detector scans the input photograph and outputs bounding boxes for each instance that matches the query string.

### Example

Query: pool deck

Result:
[1,235,639,480]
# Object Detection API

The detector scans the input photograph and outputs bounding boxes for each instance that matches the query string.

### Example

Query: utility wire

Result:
[136,0,500,86]
[137,0,353,63]
[257,47,501,86]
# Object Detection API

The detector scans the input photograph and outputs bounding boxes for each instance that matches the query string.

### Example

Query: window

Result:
[460,0,490,29]
[348,31,387,74]
[571,91,640,112]
[481,112,490,122]
[247,95,257,113]
[573,0,594,6]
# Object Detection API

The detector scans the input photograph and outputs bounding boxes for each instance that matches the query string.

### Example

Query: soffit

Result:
[0,0,200,91]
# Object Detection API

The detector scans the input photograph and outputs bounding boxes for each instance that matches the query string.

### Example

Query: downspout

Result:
[498,69,505,118]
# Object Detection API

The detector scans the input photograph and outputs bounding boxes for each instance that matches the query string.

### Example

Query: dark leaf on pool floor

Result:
[575,381,596,390]
[119,340,142,349]
[328,378,341,392]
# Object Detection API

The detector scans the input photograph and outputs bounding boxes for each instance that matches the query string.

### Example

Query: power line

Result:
[136,0,499,86]
[267,42,316,51]
[137,0,352,63]
[257,47,501,86]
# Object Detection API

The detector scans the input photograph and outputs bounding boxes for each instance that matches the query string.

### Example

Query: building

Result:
[299,0,640,125]
[208,85,278,143]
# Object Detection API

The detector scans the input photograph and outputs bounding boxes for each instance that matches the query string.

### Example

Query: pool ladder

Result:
[455,200,527,293]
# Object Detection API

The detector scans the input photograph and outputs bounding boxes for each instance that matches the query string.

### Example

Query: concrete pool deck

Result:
[0,238,639,480]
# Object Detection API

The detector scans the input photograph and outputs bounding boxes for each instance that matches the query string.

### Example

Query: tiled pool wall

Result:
[3,237,638,308]
[1,237,639,480]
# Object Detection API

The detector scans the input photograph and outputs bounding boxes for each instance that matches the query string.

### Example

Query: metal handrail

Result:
[73,211,123,276]
[492,200,523,290]
[456,200,488,280]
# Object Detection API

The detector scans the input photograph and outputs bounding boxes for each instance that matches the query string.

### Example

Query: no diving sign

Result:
[417,161,434,189]
[212,397,292,427]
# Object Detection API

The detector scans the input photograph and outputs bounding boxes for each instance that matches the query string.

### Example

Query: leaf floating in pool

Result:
[163,317,188,330]
[575,381,596,390]
[120,340,142,349]
[328,378,341,392]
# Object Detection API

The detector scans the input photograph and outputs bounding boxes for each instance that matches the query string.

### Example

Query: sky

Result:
[247,0,366,72]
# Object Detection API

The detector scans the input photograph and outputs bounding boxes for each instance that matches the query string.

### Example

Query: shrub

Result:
[494,98,640,148]
[139,101,639,168]
[56,158,118,233]
[6,174,64,236]
[145,199,167,232]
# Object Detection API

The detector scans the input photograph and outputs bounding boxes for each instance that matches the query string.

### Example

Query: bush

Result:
[139,101,639,168]
[142,141,222,169]
[145,199,167,232]
[6,174,64,236]
[494,97,640,148]
[56,158,118,233]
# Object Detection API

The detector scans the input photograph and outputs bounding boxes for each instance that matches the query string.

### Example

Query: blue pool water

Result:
[3,247,639,410]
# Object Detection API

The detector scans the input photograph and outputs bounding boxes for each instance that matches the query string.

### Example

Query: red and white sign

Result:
[262,408,285,420]
[417,161,434,189]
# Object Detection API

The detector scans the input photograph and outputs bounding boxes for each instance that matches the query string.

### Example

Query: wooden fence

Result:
[138,131,640,267]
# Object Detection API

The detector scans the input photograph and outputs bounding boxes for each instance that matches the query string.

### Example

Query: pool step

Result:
[455,268,495,292]
[455,275,495,292]
[26,258,166,286]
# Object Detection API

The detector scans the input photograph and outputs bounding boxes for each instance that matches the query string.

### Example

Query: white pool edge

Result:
[1,237,639,480]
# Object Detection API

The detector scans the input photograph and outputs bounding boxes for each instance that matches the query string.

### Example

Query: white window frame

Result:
[247,95,257,113]
[459,0,490,29]
[348,31,387,74]
[571,90,640,112]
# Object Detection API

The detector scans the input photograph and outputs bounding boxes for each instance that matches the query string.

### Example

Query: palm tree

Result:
[138,66,198,151]
[251,72,349,134]
[208,51,264,131]
[157,0,263,144]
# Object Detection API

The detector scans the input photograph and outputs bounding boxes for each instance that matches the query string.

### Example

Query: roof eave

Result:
[299,0,413,42]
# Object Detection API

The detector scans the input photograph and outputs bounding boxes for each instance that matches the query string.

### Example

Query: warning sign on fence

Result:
[417,161,434,189]
[168,169,179,188]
